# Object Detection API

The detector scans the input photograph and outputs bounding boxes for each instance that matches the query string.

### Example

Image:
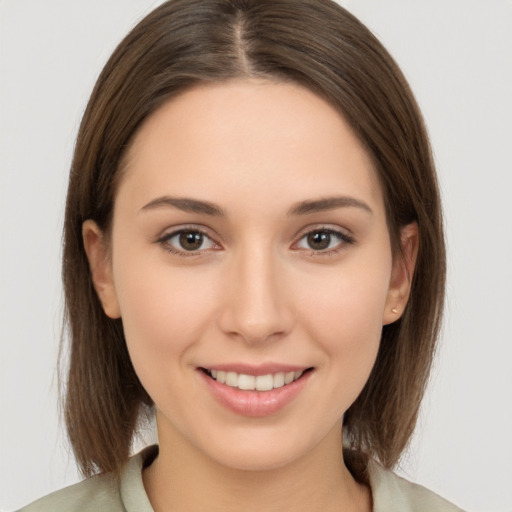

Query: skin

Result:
[83,79,417,512]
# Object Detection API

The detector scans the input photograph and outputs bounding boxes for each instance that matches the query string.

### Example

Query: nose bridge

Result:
[219,239,292,344]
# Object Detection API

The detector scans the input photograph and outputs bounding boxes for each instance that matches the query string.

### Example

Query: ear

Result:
[82,220,121,319]
[382,222,419,325]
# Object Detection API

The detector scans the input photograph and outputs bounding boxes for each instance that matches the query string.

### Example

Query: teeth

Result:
[238,374,256,390]
[226,372,238,387]
[256,374,273,391]
[284,371,295,385]
[273,372,285,389]
[208,369,305,391]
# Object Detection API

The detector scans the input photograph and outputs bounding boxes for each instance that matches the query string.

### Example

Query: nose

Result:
[218,244,294,345]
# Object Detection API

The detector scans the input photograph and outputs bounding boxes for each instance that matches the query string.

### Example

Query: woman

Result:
[20,0,463,510]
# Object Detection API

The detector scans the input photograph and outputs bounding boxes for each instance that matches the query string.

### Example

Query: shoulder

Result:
[18,472,122,512]
[18,446,157,512]
[368,460,465,512]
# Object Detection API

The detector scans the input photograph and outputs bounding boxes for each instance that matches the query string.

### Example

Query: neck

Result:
[143,416,371,512]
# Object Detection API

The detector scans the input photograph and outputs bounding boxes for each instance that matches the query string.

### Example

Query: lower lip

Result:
[199,370,312,417]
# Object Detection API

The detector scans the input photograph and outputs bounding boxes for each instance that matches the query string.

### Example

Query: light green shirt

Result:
[19,445,464,511]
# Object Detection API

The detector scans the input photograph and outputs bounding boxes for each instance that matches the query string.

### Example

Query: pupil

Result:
[179,231,203,250]
[308,231,330,250]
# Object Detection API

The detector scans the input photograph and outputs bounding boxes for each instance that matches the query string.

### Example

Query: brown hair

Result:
[63,0,445,478]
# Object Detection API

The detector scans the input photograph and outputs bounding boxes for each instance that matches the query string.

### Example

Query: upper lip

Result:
[200,363,312,376]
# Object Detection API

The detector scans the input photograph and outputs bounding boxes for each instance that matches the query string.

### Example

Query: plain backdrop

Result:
[1,1,511,511]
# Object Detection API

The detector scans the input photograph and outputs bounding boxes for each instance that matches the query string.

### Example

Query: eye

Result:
[159,229,218,254]
[295,229,353,252]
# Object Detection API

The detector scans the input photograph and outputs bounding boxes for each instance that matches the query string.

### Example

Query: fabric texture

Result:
[19,445,464,512]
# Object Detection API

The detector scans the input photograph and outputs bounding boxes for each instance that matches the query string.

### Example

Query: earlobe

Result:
[383,222,419,325]
[82,220,121,319]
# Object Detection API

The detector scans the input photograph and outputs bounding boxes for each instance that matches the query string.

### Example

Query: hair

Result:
[62,0,445,479]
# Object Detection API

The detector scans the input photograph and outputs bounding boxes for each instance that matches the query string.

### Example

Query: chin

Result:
[210,446,303,472]
[194,424,332,473]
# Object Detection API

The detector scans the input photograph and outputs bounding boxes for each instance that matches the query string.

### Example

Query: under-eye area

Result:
[200,368,315,391]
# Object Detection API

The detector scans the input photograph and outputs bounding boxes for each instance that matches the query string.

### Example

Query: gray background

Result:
[1,1,511,510]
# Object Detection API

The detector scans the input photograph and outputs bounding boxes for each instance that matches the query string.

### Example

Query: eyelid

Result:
[292,225,355,253]
[156,225,221,256]
[154,223,354,257]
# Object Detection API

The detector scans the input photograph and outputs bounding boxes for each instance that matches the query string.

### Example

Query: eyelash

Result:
[156,226,219,257]
[156,226,355,257]
[294,227,355,256]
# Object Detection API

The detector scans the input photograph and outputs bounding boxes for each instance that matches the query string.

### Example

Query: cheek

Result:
[111,249,219,373]
[299,254,391,341]
[296,253,392,404]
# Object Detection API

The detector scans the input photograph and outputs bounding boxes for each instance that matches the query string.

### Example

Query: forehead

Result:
[118,79,384,215]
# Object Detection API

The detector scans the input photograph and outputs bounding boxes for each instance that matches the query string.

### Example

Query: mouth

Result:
[199,366,314,416]
[201,368,313,392]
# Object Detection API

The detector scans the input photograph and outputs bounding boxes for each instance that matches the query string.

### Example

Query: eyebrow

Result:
[287,196,373,216]
[140,196,225,216]
[139,195,372,217]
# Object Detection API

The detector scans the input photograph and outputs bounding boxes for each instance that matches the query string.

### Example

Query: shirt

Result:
[19,445,465,511]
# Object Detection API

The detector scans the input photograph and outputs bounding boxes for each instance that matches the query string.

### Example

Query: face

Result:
[84,79,416,472]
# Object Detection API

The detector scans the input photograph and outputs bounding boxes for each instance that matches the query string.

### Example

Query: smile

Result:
[200,366,313,416]
[205,369,305,391]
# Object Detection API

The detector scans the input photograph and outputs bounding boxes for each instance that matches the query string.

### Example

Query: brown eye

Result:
[160,229,217,254]
[295,228,353,253]
[179,231,204,251]
[307,231,332,250]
